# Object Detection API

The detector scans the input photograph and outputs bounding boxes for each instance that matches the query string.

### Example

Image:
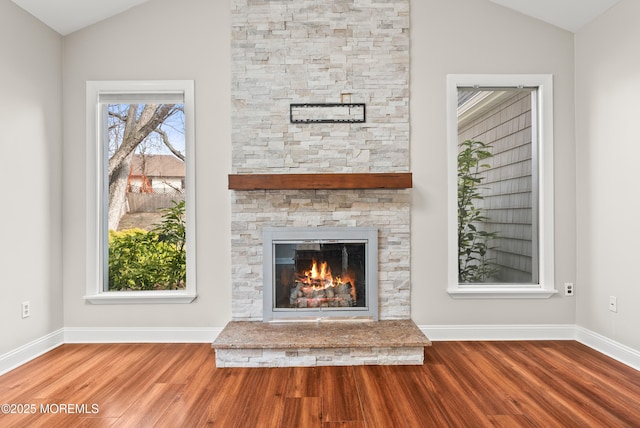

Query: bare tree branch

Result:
[154,128,185,162]
[108,111,127,122]
[108,104,178,180]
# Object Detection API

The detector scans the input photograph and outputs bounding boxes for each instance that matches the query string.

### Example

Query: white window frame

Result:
[85,80,196,304]
[446,74,556,299]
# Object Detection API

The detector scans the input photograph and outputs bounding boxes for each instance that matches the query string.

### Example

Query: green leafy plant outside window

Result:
[457,139,497,283]
[108,200,186,290]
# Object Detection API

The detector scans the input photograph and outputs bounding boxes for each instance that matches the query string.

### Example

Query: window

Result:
[447,75,556,298]
[85,81,196,304]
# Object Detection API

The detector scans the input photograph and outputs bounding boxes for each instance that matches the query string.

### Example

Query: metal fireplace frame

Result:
[263,227,378,322]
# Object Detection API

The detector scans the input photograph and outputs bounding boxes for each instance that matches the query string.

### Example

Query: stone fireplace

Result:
[230,190,410,321]
[212,0,431,367]
[263,227,378,321]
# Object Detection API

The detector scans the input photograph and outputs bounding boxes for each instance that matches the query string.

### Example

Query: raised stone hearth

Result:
[213,320,431,368]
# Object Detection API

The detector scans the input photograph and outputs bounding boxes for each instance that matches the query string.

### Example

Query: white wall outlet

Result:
[21,301,30,318]
[609,296,617,313]
[564,283,574,296]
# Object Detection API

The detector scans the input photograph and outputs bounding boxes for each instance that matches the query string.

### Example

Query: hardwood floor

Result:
[1,341,639,427]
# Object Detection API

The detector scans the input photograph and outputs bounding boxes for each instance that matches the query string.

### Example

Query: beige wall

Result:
[410,0,576,325]
[10,0,640,360]
[575,0,640,350]
[0,0,63,354]
[6,0,639,361]
[62,0,232,328]
[61,0,578,331]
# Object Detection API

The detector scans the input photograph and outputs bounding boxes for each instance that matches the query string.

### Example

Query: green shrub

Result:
[151,200,186,289]
[108,201,186,290]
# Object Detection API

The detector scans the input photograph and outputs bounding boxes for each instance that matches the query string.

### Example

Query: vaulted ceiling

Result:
[488,0,621,32]
[11,0,151,35]
[12,0,621,36]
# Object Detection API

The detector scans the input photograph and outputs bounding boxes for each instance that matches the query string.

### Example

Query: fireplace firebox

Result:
[263,227,378,321]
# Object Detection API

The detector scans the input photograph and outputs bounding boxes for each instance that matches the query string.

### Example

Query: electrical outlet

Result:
[564,283,574,296]
[21,301,30,318]
[609,296,617,313]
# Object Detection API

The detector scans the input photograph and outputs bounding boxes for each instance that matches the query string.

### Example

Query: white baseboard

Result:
[420,324,576,341]
[575,326,640,371]
[0,329,64,376]
[64,326,223,343]
[3,325,638,376]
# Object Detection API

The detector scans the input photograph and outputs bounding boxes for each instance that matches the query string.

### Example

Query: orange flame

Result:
[306,260,332,285]
[298,259,356,298]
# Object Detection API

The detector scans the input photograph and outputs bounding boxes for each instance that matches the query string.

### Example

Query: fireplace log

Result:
[288,281,355,308]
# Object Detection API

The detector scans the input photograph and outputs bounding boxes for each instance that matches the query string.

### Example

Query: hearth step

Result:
[212,319,431,368]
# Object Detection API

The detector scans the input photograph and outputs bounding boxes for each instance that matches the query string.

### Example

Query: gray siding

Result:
[459,91,535,283]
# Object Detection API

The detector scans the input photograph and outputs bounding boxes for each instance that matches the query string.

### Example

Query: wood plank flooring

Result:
[1,341,639,427]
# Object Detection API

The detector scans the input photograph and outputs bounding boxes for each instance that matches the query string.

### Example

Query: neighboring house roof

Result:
[130,154,185,178]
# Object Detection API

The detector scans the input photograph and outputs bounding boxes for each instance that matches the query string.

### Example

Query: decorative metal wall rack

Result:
[290,103,366,123]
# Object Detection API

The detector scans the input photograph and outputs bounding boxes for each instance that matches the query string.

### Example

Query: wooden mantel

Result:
[228,172,412,190]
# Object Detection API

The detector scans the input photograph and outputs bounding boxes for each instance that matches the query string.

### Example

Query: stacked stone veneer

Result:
[231,190,410,320]
[216,346,424,368]
[231,0,410,321]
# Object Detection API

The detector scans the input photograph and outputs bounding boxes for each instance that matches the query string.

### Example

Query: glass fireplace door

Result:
[263,228,378,321]
[274,241,366,310]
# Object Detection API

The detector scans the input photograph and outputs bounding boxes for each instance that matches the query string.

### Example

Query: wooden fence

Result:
[126,192,184,213]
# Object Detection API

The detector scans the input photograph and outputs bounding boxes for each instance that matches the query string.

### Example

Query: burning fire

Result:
[295,259,357,302]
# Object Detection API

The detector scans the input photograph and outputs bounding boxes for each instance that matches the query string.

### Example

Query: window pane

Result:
[105,103,186,291]
[457,88,538,284]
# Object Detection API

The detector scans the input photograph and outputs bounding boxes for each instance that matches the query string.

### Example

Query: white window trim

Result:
[446,74,556,299]
[85,80,197,304]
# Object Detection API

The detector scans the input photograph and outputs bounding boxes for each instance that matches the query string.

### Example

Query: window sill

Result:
[447,287,557,299]
[84,291,197,305]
